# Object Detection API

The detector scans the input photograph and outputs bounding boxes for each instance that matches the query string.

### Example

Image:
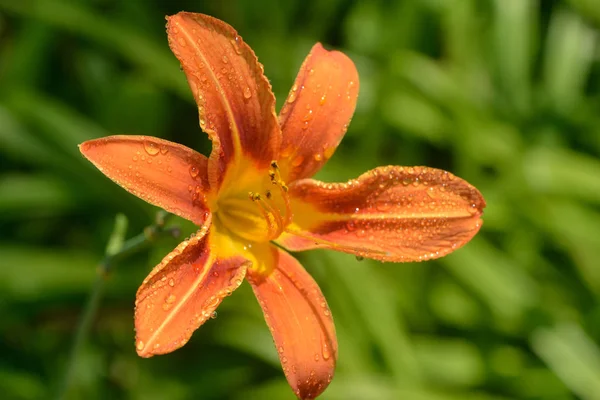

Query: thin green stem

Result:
[55,211,177,400]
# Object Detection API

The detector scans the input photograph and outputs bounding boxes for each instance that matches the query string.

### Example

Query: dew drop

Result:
[166,294,176,303]
[319,94,327,105]
[143,141,160,156]
[314,153,323,162]
[243,87,252,99]
[190,165,199,178]
[287,84,299,103]
[280,146,293,158]
[376,201,392,212]
[168,278,175,287]
[291,155,304,167]
[346,220,356,232]
[222,55,228,64]
[177,37,186,46]
[160,145,169,155]
[211,311,218,319]
[136,340,144,351]
[322,342,331,360]
[231,36,243,54]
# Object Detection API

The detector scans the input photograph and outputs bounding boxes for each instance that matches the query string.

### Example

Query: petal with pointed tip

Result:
[80,135,210,226]
[247,246,336,400]
[278,43,359,182]
[135,218,249,357]
[278,166,485,262]
[167,12,281,196]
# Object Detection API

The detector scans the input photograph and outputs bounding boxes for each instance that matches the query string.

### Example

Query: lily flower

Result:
[79,12,485,400]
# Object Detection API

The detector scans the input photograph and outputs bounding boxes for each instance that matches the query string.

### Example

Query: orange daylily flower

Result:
[79,12,485,400]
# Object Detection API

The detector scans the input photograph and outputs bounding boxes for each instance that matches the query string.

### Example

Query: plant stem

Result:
[56,211,177,400]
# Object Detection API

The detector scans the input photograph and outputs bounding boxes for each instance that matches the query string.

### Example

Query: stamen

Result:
[249,192,278,239]
[249,191,284,239]
[269,161,293,225]
[246,162,295,241]
[284,226,389,258]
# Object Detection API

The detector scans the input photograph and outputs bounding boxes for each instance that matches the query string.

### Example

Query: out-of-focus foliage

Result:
[1,0,600,399]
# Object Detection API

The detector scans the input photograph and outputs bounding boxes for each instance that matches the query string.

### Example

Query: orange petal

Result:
[135,217,249,357]
[278,166,485,262]
[247,246,336,400]
[166,12,281,196]
[80,135,210,225]
[278,43,359,182]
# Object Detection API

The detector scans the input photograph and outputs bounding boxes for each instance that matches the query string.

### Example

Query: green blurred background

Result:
[2,0,600,399]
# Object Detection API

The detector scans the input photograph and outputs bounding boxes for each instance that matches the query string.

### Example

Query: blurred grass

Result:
[1,0,600,399]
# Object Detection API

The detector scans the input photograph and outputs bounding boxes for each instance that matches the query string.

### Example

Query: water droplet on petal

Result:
[230,36,243,54]
[346,220,356,232]
[211,311,218,319]
[168,278,175,287]
[222,55,228,64]
[322,342,331,360]
[314,153,323,162]
[177,37,186,47]
[189,166,199,178]
[243,87,252,99]
[136,340,144,351]
[280,146,293,158]
[291,155,304,167]
[287,84,299,103]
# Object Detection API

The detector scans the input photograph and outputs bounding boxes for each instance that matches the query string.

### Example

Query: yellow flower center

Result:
[215,161,292,244]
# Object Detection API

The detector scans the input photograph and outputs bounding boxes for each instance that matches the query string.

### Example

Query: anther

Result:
[265,190,272,199]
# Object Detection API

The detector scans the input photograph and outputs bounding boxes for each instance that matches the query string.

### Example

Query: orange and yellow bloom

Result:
[79,12,485,399]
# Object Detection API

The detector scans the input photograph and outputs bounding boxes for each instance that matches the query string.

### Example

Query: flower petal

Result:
[278,43,359,182]
[247,246,336,400]
[166,12,281,196]
[80,135,210,225]
[135,217,249,357]
[278,166,485,262]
